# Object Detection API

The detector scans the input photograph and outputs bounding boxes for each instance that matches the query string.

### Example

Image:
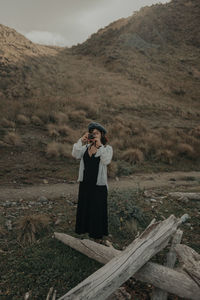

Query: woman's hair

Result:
[101,132,108,145]
[89,127,108,145]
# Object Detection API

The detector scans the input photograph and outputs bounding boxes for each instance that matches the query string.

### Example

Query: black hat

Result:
[88,122,107,134]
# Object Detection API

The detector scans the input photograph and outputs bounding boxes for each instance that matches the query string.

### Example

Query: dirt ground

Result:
[0,170,200,202]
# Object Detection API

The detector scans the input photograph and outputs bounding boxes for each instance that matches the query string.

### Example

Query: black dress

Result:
[75,146,108,239]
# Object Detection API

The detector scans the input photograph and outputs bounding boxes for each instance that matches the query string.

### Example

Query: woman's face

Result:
[91,129,101,139]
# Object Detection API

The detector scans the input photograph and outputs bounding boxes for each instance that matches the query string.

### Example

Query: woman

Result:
[72,122,113,242]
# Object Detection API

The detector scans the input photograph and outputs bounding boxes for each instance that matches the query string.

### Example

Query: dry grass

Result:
[71,99,100,118]
[123,219,138,237]
[46,142,61,158]
[16,214,50,245]
[190,126,200,138]
[52,112,68,124]
[31,115,43,126]
[68,110,87,124]
[1,118,15,128]
[4,132,22,146]
[0,140,8,147]
[0,225,6,237]
[121,148,144,164]
[107,161,118,178]
[16,114,30,125]
[47,124,60,137]
[176,143,195,159]
[57,125,74,137]
[46,142,71,158]
[155,149,174,164]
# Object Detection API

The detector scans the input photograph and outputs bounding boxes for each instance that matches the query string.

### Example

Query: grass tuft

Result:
[16,214,51,245]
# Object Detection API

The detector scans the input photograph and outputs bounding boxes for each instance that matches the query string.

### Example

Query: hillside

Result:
[0,0,200,185]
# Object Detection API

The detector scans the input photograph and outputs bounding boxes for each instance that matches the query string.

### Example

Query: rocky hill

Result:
[0,0,200,185]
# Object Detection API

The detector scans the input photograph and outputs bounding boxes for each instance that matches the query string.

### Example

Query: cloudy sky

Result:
[0,0,170,47]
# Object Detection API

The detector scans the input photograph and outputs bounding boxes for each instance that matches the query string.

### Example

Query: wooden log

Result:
[46,287,54,300]
[57,215,181,300]
[169,192,200,201]
[175,244,200,287]
[55,232,200,299]
[54,232,121,264]
[151,229,183,300]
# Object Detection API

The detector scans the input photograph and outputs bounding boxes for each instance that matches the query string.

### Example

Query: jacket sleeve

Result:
[72,138,87,159]
[95,145,113,165]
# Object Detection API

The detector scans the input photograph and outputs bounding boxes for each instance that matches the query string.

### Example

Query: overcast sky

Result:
[0,0,170,47]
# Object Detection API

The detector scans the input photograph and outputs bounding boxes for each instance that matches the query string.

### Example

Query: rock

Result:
[38,196,48,204]
[43,179,48,184]
[5,220,12,230]
[29,201,37,206]
[55,218,62,225]
[2,201,12,207]
[169,178,176,181]
[150,198,157,203]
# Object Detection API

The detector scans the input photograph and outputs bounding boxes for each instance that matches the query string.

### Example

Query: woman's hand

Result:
[94,137,102,148]
[81,132,89,143]
[89,144,97,155]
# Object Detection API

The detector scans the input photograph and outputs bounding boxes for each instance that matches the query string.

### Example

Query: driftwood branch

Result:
[175,244,200,287]
[56,215,183,300]
[151,229,183,300]
[169,192,200,201]
[54,231,200,300]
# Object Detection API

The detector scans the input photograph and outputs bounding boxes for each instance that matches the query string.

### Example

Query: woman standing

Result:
[72,122,113,242]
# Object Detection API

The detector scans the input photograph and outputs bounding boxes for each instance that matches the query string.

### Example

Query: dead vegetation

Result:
[16,214,51,245]
[3,132,22,146]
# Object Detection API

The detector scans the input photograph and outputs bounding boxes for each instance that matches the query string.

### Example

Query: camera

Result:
[88,133,95,141]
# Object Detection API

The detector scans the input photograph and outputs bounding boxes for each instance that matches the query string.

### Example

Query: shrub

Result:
[176,143,194,157]
[68,110,87,123]
[4,132,22,146]
[107,161,118,178]
[16,214,50,245]
[46,142,61,158]
[117,160,135,176]
[1,118,15,128]
[176,143,195,159]
[57,125,74,137]
[46,142,72,159]
[190,126,200,138]
[16,114,30,125]
[47,124,60,137]
[53,112,68,124]
[155,149,174,164]
[31,115,43,126]
[59,144,72,159]
[121,148,144,164]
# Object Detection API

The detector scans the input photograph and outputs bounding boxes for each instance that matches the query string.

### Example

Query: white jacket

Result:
[72,138,113,188]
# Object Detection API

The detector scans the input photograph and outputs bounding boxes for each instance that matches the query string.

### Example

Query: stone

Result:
[38,196,48,203]
[5,220,12,230]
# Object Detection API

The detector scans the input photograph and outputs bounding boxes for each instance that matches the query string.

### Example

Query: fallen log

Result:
[169,192,200,201]
[55,215,189,300]
[151,229,183,300]
[54,232,200,300]
[175,244,200,287]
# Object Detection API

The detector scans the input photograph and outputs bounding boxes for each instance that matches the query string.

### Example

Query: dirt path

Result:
[0,171,200,202]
